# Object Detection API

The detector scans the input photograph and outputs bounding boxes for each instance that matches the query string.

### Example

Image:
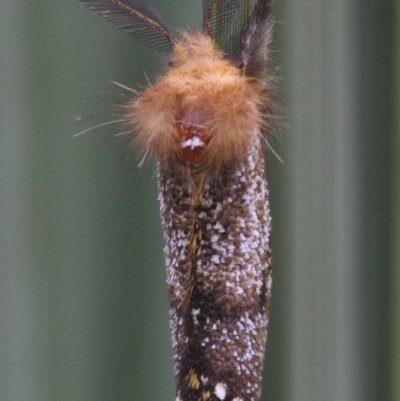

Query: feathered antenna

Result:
[202,0,274,76]
[81,0,176,51]
[202,0,217,34]
[202,0,261,59]
[241,0,274,81]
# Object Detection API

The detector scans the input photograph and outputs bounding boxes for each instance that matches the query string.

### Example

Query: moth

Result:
[80,1,277,400]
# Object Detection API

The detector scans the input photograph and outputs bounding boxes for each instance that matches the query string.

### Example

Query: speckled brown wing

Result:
[159,137,272,401]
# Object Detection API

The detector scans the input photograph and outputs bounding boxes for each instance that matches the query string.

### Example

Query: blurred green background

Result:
[0,0,398,400]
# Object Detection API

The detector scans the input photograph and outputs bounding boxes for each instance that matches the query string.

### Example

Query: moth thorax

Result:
[174,108,211,164]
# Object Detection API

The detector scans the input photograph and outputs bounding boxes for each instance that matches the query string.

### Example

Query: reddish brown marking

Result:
[174,108,211,163]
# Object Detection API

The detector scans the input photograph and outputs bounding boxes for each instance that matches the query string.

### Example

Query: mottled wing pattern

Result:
[159,139,272,401]
[81,0,176,51]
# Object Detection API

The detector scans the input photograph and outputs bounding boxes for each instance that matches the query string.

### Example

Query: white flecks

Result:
[159,139,271,398]
[192,308,200,316]
[214,383,227,400]
[214,221,222,229]
[201,375,209,384]
[236,286,244,295]
[211,254,220,264]
[203,198,212,207]
[267,274,273,291]
[192,308,200,324]
[181,136,205,149]
[211,235,219,242]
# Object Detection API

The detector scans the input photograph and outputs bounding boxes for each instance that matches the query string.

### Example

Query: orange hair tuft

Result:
[126,32,268,172]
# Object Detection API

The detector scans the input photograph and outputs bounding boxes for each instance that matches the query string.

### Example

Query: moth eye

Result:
[174,108,211,164]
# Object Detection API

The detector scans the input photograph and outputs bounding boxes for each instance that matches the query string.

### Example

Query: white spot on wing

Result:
[214,382,227,400]
[211,254,220,263]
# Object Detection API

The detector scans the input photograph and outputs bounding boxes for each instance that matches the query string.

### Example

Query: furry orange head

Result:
[127,33,267,171]
[82,0,276,172]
